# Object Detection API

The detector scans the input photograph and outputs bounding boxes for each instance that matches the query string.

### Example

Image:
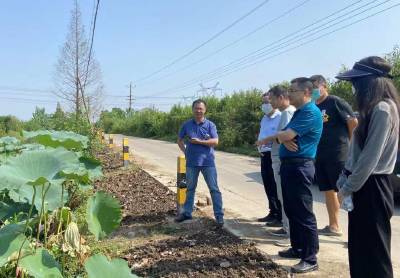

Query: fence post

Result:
[176,156,187,217]
[123,138,129,167]
[101,132,105,144]
[109,134,114,153]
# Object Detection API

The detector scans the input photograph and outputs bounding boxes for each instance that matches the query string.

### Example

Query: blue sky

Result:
[1,0,399,120]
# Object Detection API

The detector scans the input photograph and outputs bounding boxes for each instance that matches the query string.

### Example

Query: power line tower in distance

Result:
[197,82,222,98]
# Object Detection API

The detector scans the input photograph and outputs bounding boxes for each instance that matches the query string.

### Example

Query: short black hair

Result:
[291,77,314,92]
[192,99,207,108]
[309,75,327,87]
[268,85,288,99]
[262,92,269,97]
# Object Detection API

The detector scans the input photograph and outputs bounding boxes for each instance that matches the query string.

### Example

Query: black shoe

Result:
[270,228,288,237]
[175,214,192,223]
[258,213,276,222]
[291,260,319,273]
[278,248,302,259]
[215,216,224,227]
[266,219,283,227]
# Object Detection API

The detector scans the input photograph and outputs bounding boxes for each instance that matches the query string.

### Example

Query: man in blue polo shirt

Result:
[275,77,322,274]
[175,99,224,227]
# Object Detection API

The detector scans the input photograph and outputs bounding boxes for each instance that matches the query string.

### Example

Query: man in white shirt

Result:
[255,92,282,225]
[256,85,296,246]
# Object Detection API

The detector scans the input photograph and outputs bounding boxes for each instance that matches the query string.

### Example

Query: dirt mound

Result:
[94,147,287,278]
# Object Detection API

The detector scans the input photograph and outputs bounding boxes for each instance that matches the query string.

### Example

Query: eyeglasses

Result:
[288,89,303,94]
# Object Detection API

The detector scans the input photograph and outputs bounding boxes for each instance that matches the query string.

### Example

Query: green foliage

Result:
[0,137,19,145]
[85,254,141,278]
[99,45,400,155]
[0,147,82,191]
[19,248,63,278]
[86,191,122,241]
[22,130,89,150]
[9,184,68,212]
[0,224,29,267]
[99,89,265,155]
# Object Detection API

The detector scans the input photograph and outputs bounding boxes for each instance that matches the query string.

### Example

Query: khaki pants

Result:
[272,161,290,234]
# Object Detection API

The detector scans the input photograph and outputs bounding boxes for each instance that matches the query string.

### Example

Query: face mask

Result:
[352,85,356,95]
[262,104,272,114]
[311,89,322,101]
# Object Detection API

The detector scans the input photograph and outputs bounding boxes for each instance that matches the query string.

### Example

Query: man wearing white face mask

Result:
[255,92,282,225]
[309,75,358,236]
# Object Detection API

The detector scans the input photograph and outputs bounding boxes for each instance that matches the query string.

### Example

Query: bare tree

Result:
[51,0,104,121]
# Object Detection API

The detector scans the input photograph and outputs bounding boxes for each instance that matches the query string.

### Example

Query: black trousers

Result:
[281,161,319,264]
[261,152,281,219]
[347,174,393,278]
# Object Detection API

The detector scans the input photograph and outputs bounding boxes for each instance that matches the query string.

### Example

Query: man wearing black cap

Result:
[309,75,358,237]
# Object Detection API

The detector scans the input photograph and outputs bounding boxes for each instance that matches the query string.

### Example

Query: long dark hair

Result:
[353,56,400,149]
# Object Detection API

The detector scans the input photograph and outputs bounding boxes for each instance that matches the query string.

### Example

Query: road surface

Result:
[111,134,400,277]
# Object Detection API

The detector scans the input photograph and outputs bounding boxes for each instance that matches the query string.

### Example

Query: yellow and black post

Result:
[176,156,187,217]
[109,134,114,153]
[123,138,129,167]
[101,132,105,144]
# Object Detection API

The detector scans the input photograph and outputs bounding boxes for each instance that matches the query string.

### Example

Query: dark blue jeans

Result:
[280,161,319,264]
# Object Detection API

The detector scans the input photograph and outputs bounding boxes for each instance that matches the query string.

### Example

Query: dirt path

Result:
[93,147,288,277]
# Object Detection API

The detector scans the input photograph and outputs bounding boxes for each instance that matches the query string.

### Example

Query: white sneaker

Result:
[275,237,290,247]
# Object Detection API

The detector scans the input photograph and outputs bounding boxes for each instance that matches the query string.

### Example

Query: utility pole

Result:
[129,82,132,112]
[87,96,90,121]
[126,83,136,115]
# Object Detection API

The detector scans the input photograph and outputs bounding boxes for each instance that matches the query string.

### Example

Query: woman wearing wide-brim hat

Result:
[336,56,400,278]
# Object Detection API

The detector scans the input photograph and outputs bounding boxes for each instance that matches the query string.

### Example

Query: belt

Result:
[280,158,313,164]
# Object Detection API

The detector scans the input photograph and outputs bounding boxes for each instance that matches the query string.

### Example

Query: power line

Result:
[162,2,400,97]
[136,0,312,87]
[148,0,379,96]
[135,0,271,83]
[145,0,391,97]
[83,0,100,88]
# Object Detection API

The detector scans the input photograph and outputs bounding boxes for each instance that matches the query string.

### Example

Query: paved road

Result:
[111,134,400,277]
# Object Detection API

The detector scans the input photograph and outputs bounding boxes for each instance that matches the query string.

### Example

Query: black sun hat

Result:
[336,62,395,81]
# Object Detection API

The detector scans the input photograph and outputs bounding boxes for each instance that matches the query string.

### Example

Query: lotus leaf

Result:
[86,191,121,240]
[79,155,103,179]
[64,163,90,183]
[22,130,89,149]
[79,184,94,191]
[9,183,68,212]
[0,137,19,145]
[0,147,82,192]
[85,254,140,278]
[0,201,34,222]
[0,224,29,267]
[37,134,84,150]
[22,130,52,138]
[19,248,62,278]
[20,144,46,151]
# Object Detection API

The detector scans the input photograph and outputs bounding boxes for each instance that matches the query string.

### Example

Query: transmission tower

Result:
[197,82,222,98]
[182,95,196,106]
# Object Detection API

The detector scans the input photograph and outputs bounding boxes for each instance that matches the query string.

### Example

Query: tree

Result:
[328,65,355,109]
[384,45,400,93]
[51,0,104,121]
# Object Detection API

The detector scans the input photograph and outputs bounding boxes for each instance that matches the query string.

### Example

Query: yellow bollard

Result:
[109,134,114,153]
[123,138,129,167]
[177,156,187,217]
[101,132,105,144]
